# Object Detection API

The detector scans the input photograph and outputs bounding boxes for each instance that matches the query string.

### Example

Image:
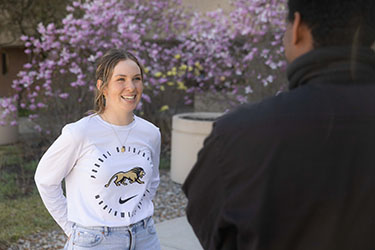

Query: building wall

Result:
[0,47,28,97]
[182,0,232,12]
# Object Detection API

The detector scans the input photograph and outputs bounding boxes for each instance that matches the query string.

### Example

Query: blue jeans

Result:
[64,217,160,250]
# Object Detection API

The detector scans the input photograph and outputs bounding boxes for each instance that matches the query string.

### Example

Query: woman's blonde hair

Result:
[93,49,144,114]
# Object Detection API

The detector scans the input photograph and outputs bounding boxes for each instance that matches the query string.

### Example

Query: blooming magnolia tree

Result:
[7,0,190,138]
[3,0,287,142]
[177,0,287,108]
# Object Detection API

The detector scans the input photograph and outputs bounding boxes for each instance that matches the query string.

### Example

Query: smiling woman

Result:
[97,59,144,125]
[34,49,162,250]
[94,50,145,123]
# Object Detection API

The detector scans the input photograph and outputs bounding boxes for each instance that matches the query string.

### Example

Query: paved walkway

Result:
[156,216,203,250]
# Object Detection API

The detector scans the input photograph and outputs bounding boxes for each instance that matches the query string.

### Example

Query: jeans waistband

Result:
[73,216,151,232]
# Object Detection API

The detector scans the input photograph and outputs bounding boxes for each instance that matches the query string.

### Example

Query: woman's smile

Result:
[103,59,144,114]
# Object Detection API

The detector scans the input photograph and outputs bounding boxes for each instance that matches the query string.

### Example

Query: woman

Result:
[35,49,161,249]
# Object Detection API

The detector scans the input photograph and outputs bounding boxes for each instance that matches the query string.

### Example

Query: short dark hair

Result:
[287,0,375,48]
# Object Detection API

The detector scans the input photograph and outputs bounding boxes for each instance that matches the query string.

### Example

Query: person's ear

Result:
[96,79,102,90]
[97,79,107,95]
[292,12,302,45]
[292,12,313,49]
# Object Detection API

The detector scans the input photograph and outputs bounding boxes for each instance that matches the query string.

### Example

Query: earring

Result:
[103,95,106,106]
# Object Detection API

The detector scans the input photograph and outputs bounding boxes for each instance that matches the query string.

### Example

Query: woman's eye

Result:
[117,78,125,81]
[133,77,142,81]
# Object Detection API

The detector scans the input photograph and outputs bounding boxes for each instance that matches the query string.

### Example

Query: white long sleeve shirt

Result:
[35,114,161,236]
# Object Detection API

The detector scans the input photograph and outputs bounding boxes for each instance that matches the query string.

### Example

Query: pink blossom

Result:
[142,94,151,103]
[59,93,69,99]
[24,63,32,69]
[37,103,46,108]
[34,124,42,133]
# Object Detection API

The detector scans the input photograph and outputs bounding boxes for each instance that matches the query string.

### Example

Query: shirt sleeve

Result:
[34,125,81,236]
[148,128,161,200]
[182,124,230,249]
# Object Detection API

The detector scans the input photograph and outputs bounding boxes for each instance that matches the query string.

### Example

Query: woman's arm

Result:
[148,129,161,200]
[34,125,81,236]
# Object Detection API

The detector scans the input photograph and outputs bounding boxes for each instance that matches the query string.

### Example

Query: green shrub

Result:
[0,143,40,200]
[0,172,23,200]
[159,151,171,170]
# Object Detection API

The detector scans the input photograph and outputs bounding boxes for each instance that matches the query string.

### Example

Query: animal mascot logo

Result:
[104,167,145,187]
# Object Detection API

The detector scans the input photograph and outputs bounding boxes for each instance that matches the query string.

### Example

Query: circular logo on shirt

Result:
[89,145,152,219]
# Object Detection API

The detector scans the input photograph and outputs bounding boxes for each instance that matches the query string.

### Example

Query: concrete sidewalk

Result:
[156,216,203,250]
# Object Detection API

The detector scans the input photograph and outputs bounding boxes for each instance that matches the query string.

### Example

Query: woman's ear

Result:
[97,79,107,94]
[96,79,103,90]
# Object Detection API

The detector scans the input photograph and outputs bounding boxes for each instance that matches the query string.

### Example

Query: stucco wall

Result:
[0,47,28,97]
[182,0,232,12]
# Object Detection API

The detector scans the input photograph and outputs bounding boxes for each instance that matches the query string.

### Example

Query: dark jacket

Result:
[182,47,375,250]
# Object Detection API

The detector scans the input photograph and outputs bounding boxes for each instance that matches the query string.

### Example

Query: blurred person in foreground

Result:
[182,0,375,249]
[35,49,161,249]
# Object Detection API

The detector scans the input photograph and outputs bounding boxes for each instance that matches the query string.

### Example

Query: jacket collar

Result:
[287,47,375,90]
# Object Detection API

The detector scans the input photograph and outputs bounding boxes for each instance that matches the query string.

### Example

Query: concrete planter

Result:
[0,99,18,145]
[170,112,223,184]
[0,124,18,145]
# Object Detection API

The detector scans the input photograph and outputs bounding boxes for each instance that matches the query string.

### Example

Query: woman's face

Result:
[103,59,143,114]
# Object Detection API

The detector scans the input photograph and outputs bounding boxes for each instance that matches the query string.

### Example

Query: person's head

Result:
[94,49,144,115]
[284,0,375,62]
